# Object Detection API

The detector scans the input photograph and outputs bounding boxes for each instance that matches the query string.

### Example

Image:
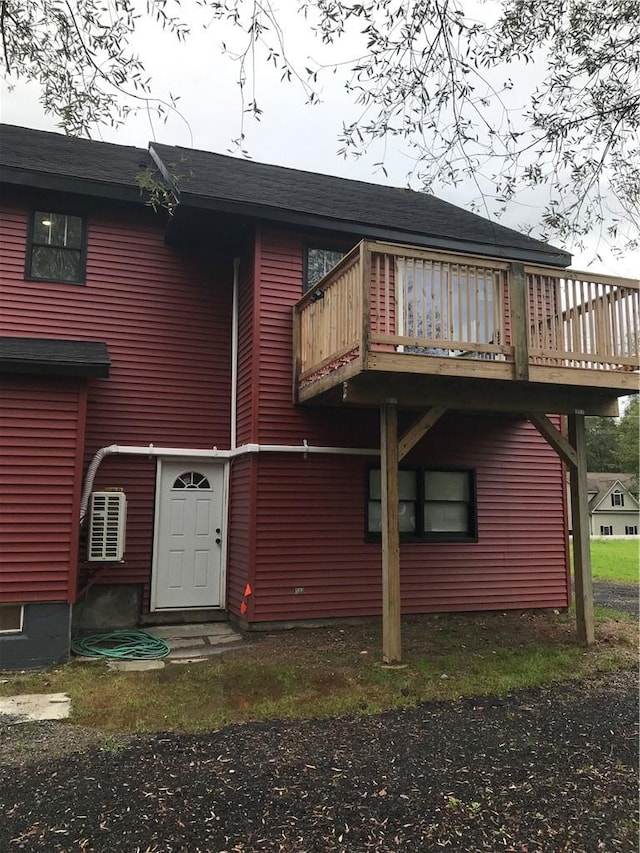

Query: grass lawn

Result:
[0,609,636,736]
[586,538,639,584]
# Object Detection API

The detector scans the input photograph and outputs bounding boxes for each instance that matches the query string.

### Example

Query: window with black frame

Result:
[304,247,346,291]
[27,211,86,284]
[367,468,477,541]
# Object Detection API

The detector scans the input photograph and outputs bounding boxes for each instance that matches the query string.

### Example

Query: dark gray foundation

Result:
[71,584,142,635]
[0,603,71,670]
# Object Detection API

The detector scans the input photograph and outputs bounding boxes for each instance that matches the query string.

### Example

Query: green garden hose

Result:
[71,630,171,660]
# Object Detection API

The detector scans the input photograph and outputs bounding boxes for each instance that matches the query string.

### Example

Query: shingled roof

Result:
[0,124,571,265]
[0,124,151,202]
[587,473,638,508]
[151,142,570,265]
[0,337,111,378]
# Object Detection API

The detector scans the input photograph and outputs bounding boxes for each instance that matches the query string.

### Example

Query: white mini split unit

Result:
[87,491,127,561]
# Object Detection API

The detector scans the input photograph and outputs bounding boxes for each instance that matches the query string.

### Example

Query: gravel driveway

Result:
[1,668,637,852]
[593,579,639,617]
[1,583,637,851]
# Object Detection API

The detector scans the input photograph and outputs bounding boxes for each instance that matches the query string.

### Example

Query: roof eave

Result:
[177,191,572,267]
[0,337,111,379]
[0,166,145,205]
[0,359,111,378]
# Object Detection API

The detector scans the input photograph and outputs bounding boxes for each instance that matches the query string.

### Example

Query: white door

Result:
[153,461,225,610]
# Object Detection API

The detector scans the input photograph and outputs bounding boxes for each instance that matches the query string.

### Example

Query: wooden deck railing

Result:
[293,240,639,392]
[526,267,639,370]
[296,244,363,381]
[368,242,511,359]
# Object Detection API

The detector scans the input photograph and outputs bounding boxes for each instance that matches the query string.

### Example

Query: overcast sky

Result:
[1,3,638,278]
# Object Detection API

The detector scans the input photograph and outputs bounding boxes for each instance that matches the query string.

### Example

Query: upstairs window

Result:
[27,211,86,284]
[611,490,624,507]
[305,247,346,291]
[367,468,477,542]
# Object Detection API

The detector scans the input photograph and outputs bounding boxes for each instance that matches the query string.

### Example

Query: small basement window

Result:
[367,468,477,542]
[625,525,638,535]
[600,525,613,536]
[0,604,24,633]
[305,247,346,291]
[27,211,86,284]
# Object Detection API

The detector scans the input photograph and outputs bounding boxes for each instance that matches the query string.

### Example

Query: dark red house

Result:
[1,125,637,668]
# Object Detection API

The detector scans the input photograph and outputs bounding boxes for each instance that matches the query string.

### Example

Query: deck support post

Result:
[510,262,530,382]
[567,413,595,646]
[528,411,594,646]
[380,401,402,663]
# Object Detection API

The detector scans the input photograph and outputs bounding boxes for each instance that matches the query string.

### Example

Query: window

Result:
[611,490,624,507]
[367,468,477,542]
[600,525,613,536]
[0,604,24,633]
[173,472,211,490]
[27,211,86,283]
[625,525,638,536]
[305,248,346,291]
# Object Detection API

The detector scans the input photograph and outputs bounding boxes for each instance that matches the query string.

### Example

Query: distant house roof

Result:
[0,123,571,266]
[587,473,638,510]
[0,337,111,378]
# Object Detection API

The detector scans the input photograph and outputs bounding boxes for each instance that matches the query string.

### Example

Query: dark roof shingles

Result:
[0,124,569,263]
[0,337,110,378]
[152,142,569,262]
[0,124,151,188]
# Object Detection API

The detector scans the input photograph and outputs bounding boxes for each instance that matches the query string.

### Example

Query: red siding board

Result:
[0,378,85,603]
[1,194,232,607]
[2,194,570,623]
[227,455,258,620]
[249,229,570,622]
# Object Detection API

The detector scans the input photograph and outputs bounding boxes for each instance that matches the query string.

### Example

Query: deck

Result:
[293,241,639,415]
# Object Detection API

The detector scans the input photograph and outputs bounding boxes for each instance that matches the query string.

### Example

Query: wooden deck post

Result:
[567,413,595,646]
[510,262,530,382]
[528,412,595,646]
[380,402,402,663]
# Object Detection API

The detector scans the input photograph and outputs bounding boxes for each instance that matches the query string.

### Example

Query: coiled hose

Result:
[71,630,171,660]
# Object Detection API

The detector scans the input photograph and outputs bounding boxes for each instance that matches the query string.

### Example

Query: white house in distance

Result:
[587,474,639,537]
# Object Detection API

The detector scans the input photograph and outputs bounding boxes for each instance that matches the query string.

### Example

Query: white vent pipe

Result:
[79,441,379,522]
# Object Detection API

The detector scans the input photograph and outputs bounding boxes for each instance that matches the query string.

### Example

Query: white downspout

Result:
[231,257,240,450]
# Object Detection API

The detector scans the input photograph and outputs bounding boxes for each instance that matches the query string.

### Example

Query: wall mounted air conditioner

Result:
[87,491,127,561]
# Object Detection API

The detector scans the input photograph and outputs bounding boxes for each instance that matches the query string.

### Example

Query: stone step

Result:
[0,693,71,722]
[168,642,242,662]
[145,623,238,641]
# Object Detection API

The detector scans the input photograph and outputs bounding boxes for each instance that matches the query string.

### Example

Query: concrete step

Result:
[145,623,238,641]
[144,622,243,663]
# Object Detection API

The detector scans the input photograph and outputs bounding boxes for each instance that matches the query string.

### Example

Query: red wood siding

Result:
[227,456,258,619]
[250,415,569,621]
[236,239,257,445]
[0,193,233,603]
[0,377,86,603]
[248,227,569,621]
[256,226,378,445]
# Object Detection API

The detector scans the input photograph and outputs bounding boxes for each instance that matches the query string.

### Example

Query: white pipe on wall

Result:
[79,441,380,521]
[231,257,240,450]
